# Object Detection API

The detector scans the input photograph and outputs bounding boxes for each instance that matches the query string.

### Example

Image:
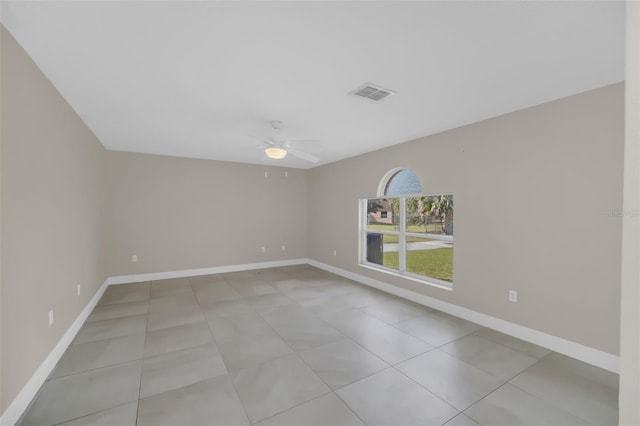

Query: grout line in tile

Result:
[50,400,136,426]
[134,296,151,426]
[390,363,462,413]
[505,372,601,426]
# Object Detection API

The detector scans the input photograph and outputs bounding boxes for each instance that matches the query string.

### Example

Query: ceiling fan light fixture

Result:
[265,147,287,159]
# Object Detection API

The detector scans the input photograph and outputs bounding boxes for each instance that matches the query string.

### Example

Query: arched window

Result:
[360,169,454,288]
[379,168,423,196]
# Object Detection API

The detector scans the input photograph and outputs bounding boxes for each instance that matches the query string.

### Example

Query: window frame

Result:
[359,194,453,291]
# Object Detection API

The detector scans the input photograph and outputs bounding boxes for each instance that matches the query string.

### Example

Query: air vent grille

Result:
[351,83,396,101]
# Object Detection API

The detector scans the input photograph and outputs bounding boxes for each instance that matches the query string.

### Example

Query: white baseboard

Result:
[0,279,109,426]
[105,258,308,285]
[307,259,620,374]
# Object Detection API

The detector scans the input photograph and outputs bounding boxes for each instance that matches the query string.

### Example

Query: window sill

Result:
[358,262,453,291]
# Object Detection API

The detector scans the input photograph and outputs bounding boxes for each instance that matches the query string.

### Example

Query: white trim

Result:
[359,263,453,291]
[307,259,620,374]
[105,258,308,285]
[377,167,405,197]
[0,279,109,426]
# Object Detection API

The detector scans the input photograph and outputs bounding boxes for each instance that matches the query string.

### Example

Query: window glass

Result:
[406,195,453,235]
[365,233,399,271]
[405,236,453,282]
[384,169,422,196]
[366,198,399,232]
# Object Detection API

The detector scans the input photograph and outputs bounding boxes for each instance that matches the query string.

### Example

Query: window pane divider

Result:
[399,196,407,273]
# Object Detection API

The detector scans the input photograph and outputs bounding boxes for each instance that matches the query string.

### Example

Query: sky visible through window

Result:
[385,169,422,195]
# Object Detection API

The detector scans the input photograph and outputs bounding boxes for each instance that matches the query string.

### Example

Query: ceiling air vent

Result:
[351,83,396,101]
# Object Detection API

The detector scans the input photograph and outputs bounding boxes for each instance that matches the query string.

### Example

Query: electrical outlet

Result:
[132,255,138,263]
[49,310,54,326]
[333,249,337,256]
[77,284,81,297]
[281,245,286,252]
[260,246,266,253]
[509,290,518,303]
[284,171,288,177]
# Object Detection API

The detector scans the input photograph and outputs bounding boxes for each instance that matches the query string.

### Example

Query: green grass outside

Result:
[383,248,453,282]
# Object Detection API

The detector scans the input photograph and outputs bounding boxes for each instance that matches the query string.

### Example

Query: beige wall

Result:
[0,23,4,415]
[308,83,624,355]
[106,151,308,276]
[619,2,640,424]
[1,27,107,412]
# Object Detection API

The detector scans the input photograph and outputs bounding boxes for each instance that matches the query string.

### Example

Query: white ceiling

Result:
[1,1,625,169]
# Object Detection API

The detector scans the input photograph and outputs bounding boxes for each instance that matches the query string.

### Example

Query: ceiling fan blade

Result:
[288,139,321,148]
[287,149,320,163]
[246,133,265,141]
[289,139,320,144]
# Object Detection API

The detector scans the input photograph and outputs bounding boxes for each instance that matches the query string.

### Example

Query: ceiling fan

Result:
[257,120,320,163]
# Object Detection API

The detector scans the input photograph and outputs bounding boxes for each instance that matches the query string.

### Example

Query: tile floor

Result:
[18,265,619,426]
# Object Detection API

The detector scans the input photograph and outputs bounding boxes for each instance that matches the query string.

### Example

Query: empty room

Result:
[1,1,639,426]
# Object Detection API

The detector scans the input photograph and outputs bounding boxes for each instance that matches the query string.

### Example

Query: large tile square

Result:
[188,273,226,286]
[440,334,538,380]
[336,368,458,426]
[150,277,192,298]
[260,305,345,351]
[224,270,260,280]
[146,304,205,331]
[254,393,364,426]
[427,311,483,333]
[259,304,317,325]
[144,321,213,357]
[338,290,391,309]
[228,279,277,297]
[148,292,198,313]
[279,286,332,302]
[396,349,503,410]
[256,268,292,282]
[359,299,429,324]
[19,361,142,426]
[272,278,308,292]
[193,282,242,304]
[473,328,551,359]
[137,375,249,426]
[465,383,592,426]
[349,325,432,364]
[299,338,388,389]
[56,402,138,426]
[394,315,475,346]
[319,308,389,337]
[216,329,293,372]
[208,312,273,341]
[87,300,149,322]
[232,353,330,423]
[52,334,145,378]
[297,295,362,316]
[247,293,295,311]
[98,283,150,306]
[140,343,227,398]
[74,314,147,344]
[267,317,345,352]
[509,353,618,426]
[201,298,255,319]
